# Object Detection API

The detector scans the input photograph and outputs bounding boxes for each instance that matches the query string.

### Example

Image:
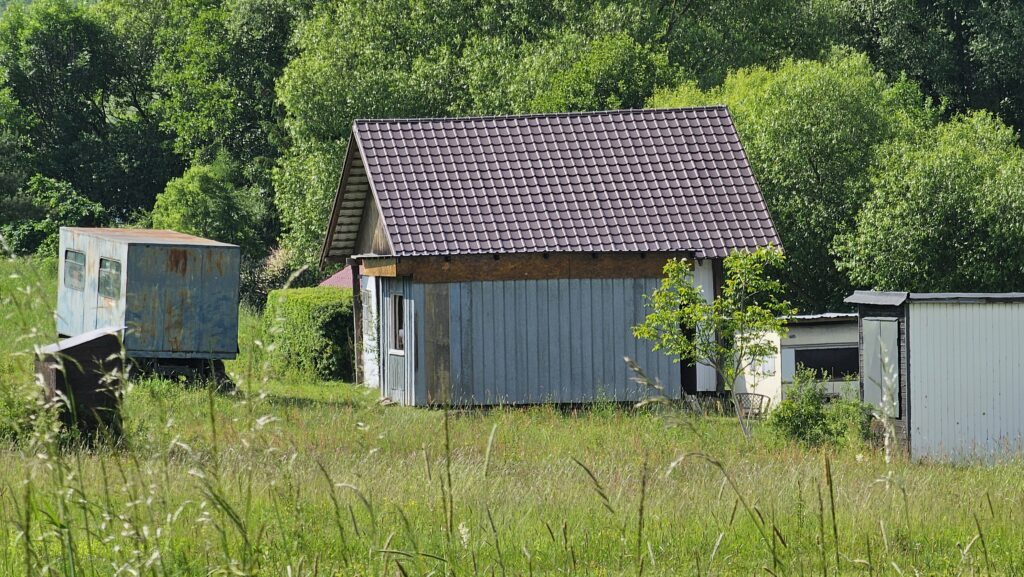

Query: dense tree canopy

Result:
[836,112,1024,292]
[651,50,937,310]
[0,0,180,219]
[2,0,1024,309]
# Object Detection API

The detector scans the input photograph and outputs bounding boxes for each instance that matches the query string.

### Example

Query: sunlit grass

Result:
[2,256,1024,575]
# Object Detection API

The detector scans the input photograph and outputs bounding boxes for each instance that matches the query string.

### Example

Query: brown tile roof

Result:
[323,107,779,262]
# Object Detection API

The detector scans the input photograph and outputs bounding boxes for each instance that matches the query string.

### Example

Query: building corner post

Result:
[350,259,363,385]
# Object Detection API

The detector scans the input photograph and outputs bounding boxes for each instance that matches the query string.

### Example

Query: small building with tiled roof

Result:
[322,107,780,406]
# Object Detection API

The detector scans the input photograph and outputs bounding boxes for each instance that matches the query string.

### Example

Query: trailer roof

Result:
[908,292,1024,303]
[64,228,237,247]
[786,312,858,325]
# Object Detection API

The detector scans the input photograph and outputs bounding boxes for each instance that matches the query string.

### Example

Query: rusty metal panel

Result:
[125,243,239,358]
[57,227,239,361]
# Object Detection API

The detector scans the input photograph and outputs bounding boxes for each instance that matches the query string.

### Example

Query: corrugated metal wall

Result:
[380,276,679,406]
[908,302,1024,459]
[125,245,239,358]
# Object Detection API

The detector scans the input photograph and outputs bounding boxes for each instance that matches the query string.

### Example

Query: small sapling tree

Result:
[634,247,796,437]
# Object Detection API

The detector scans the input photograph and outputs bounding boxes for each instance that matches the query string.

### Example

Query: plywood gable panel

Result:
[354,197,392,256]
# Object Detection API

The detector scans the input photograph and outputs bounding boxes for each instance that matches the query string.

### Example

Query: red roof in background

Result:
[319,266,354,288]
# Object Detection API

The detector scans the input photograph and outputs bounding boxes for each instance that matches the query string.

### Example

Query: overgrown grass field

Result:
[3,257,1024,576]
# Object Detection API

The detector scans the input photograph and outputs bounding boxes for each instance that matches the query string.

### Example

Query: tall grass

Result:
[2,256,1024,575]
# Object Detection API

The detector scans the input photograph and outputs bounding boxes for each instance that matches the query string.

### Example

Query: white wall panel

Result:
[693,259,717,392]
[359,275,380,390]
[862,318,898,417]
[909,302,1024,459]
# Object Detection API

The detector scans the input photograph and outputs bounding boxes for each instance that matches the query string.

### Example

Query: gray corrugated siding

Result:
[908,302,1024,459]
[379,277,678,406]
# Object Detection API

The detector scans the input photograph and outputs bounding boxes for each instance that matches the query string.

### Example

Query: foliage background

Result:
[3,0,1024,310]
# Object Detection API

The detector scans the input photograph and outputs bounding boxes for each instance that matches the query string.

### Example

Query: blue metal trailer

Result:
[57,228,240,376]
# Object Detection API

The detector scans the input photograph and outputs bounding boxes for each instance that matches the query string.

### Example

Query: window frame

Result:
[389,294,405,354]
[97,257,122,301]
[792,346,860,382]
[64,250,86,292]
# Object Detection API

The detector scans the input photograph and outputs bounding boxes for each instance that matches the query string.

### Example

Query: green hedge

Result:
[263,287,354,381]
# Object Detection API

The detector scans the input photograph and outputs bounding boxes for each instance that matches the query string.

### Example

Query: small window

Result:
[98,258,122,300]
[794,347,859,381]
[391,295,404,351]
[64,250,85,291]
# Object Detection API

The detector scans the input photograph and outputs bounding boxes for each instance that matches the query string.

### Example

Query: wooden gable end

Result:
[354,196,391,256]
[321,136,393,265]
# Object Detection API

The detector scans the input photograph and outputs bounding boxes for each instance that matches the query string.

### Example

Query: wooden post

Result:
[713,258,726,394]
[350,259,363,385]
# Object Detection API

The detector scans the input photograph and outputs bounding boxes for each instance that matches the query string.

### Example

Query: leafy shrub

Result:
[263,287,353,381]
[1,175,104,255]
[767,368,872,447]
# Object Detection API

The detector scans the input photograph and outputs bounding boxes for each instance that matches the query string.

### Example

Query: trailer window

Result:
[391,295,404,352]
[98,258,121,300]
[64,250,85,291]
[794,347,859,381]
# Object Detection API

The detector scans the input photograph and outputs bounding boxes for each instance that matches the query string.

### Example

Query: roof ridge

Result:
[351,106,730,126]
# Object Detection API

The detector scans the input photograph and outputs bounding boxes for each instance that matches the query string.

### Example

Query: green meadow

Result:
[2,257,1024,576]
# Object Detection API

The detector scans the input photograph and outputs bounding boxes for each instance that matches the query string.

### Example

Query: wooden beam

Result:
[361,257,398,277]
[381,252,692,283]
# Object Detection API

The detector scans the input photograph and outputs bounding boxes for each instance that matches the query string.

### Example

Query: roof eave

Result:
[319,136,359,269]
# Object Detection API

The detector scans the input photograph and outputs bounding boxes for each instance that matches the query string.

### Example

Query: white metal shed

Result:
[846,291,1024,460]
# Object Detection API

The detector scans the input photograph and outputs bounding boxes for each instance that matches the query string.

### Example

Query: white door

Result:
[384,291,415,405]
[862,318,899,418]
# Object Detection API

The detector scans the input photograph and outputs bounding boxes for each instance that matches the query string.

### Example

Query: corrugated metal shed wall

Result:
[380,276,679,406]
[908,302,1024,459]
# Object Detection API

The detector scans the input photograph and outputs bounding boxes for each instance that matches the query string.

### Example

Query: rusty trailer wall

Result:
[57,228,240,361]
[124,244,239,358]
